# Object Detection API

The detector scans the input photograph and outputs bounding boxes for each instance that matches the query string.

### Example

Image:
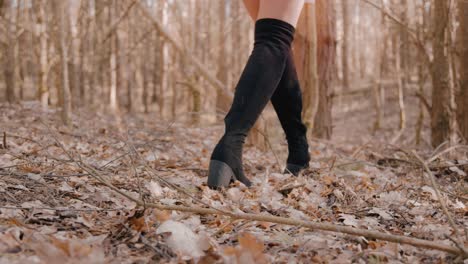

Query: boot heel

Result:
[207,160,235,188]
[284,163,308,176]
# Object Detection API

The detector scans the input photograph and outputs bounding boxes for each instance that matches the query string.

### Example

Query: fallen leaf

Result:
[156,220,206,259]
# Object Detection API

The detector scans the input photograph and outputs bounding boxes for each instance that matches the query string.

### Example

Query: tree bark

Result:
[294,3,319,134]
[37,0,49,108]
[313,0,336,139]
[373,0,388,132]
[341,0,350,92]
[3,0,17,103]
[55,0,72,125]
[395,35,406,131]
[457,0,468,141]
[397,0,408,131]
[431,0,451,147]
[416,1,427,145]
[70,1,82,108]
[216,0,230,115]
[109,0,119,111]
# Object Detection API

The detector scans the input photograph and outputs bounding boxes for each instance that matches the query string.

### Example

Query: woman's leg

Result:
[243,0,311,175]
[243,0,304,26]
[208,0,305,188]
[242,0,259,20]
[271,50,311,175]
[257,0,304,26]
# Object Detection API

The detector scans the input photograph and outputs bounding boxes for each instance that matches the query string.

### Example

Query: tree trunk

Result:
[142,68,149,113]
[294,3,319,134]
[109,1,119,111]
[313,0,336,139]
[395,36,406,131]
[373,0,388,132]
[3,0,17,103]
[397,0,408,131]
[416,1,427,146]
[55,0,72,125]
[38,0,49,108]
[399,0,409,88]
[341,0,350,92]
[457,0,468,141]
[216,0,230,116]
[70,2,82,108]
[431,0,451,147]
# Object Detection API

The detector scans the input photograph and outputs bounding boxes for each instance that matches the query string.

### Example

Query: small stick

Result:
[412,151,467,256]
[0,206,126,212]
[427,145,468,164]
[82,153,466,257]
[39,119,467,258]
[3,132,6,149]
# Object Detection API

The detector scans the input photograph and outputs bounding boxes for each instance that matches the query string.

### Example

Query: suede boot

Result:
[208,18,296,188]
[271,47,310,175]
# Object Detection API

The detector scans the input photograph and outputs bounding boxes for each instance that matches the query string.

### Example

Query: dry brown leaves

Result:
[0,102,466,263]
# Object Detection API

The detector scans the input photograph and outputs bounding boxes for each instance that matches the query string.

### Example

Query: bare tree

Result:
[313,0,336,139]
[109,0,119,111]
[457,0,468,141]
[37,0,49,108]
[216,0,230,115]
[457,0,468,140]
[1,0,467,151]
[3,0,17,103]
[294,3,319,133]
[54,0,72,125]
[431,0,451,146]
[397,0,408,131]
[341,0,350,92]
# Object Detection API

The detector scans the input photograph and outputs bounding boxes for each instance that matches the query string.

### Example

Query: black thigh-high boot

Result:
[271,48,310,175]
[208,18,296,188]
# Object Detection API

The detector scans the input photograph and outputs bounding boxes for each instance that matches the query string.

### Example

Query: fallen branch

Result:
[44,122,467,258]
[2,131,6,149]
[123,199,466,256]
[412,151,468,256]
[427,145,468,164]
[0,206,126,212]
[83,152,466,257]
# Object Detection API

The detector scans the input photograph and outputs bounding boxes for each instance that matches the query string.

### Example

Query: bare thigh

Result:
[257,0,304,27]
[242,0,259,20]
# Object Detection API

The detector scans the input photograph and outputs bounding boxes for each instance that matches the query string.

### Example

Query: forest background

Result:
[0,0,467,263]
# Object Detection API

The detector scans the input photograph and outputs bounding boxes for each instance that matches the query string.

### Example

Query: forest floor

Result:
[0,101,467,263]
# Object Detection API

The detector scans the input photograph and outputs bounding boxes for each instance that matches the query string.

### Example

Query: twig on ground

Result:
[0,163,26,170]
[351,141,371,159]
[0,206,127,212]
[127,140,229,214]
[127,143,146,205]
[412,151,467,256]
[427,145,468,164]
[3,132,7,149]
[37,117,468,258]
[62,141,468,257]
[0,171,90,178]
[121,223,175,258]
[430,141,450,159]
[108,197,467,257]
[277,183,306,195]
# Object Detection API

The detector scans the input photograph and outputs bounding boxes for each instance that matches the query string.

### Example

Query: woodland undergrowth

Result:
[0,102,466,263]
